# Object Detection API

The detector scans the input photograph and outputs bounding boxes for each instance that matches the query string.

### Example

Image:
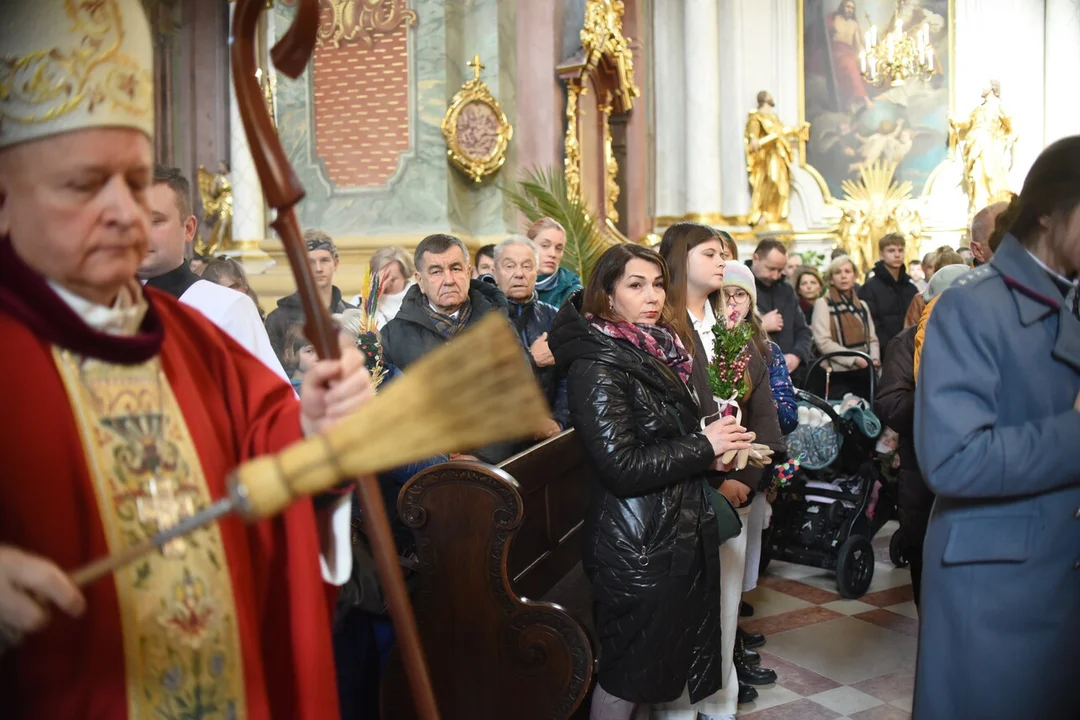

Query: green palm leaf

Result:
[500,167,613,282]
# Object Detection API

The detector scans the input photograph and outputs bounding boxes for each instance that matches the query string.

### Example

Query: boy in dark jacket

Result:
[265,230,354,364]
[858,233,918,350]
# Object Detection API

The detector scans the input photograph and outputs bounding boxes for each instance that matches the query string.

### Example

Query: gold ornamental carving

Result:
[948,80,1016,219]
[560,0,640,227]
[600,102,619,223]
[441,55,513,184]
[317,0,418,49]
[581,0,640,113]
[834,159,922,273]
[745,90,809,229]
[563,85,583,203]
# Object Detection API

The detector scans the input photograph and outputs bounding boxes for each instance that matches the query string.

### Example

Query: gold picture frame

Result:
[441,55,513,183]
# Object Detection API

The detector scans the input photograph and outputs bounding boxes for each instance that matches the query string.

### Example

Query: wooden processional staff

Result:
[229,0,441,715]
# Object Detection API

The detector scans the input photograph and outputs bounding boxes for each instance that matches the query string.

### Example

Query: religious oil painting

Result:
[799,0,952,198]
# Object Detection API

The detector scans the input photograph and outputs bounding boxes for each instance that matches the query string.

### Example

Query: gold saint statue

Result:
[949,80,1016,219]
[745,91,810,228]
[195,161,234,257]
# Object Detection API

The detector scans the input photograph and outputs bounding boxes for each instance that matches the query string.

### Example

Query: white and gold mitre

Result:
[0,0,154,150]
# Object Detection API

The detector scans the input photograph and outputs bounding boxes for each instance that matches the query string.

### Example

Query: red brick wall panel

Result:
[312,26,411,187]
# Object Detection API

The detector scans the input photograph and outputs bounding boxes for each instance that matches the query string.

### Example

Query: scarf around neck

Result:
[587,314,692,383]
[826,286,868,348]
[423,296,473,339]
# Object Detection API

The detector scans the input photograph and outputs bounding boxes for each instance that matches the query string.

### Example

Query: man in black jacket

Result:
[264,230,354,364]
[381,233,508,370]
[858,233,918,350]
[748,239,813,375]
[381,234,509,463]
[491,235,569,439]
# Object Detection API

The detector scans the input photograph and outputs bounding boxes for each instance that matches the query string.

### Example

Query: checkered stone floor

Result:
[736,522,916,720]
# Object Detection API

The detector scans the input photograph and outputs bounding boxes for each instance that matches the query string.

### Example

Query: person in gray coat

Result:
[913,135,1080,719]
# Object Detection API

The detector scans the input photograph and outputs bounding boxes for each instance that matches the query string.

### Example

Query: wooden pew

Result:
[501,431,593,601]
[380,430,596,720]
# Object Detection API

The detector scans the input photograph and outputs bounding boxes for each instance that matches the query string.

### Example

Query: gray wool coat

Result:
[913,235,1080,719]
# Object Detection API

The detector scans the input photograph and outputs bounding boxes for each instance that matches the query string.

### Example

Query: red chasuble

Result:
[0,240,341,720]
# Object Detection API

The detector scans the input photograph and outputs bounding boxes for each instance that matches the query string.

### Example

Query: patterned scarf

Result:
[826,286,868,348]
[587,314,692,383]
[423,297,473,339]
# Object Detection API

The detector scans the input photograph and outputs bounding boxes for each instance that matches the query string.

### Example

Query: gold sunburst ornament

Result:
[834,160,923,273]
[441,55,513,183]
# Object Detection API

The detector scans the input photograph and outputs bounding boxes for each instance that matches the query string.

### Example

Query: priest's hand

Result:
[0,546,85,640]
[300,333,376,436]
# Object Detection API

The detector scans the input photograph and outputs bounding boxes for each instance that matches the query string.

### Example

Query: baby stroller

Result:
[762,351,896,599]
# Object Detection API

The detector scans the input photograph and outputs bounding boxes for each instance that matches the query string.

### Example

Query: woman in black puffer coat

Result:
[548,245,753,719]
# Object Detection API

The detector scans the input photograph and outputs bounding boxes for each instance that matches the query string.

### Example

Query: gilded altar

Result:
[557,0,640,241]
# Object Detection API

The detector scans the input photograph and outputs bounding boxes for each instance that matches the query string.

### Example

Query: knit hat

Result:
[0,0,154,150]
[723,262,757,306]
[924,264,969,301]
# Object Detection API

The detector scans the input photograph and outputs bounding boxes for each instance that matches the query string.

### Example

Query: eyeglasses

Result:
[723,289,750,305]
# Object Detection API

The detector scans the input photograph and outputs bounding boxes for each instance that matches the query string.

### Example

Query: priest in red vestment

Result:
[0,1,370,718]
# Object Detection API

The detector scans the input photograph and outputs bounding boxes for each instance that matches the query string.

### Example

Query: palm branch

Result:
[500,167,613,282]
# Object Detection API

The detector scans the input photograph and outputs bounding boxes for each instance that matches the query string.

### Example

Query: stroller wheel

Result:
[889,531,909,568]
[836,536,875,599]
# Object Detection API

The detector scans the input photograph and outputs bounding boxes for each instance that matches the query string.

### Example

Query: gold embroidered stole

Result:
[53,348,247,719]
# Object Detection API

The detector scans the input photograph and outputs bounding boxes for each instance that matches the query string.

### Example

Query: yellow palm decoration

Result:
[835,160,923,274]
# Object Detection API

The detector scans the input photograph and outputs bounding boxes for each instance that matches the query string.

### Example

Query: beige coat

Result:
[810,295,880,371]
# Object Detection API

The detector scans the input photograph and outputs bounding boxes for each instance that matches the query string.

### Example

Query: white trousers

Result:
[590,683,649,720]
[742,493,770,593]
[651,505,751,719]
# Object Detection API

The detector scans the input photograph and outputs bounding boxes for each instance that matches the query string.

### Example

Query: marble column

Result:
[1043,0,1080,147]
[652,0,686,220]
[227,2,274,274]
[514,0,562,176]
[683,0,722,219]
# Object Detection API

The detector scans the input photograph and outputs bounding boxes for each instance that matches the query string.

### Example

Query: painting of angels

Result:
[800,0,952,198]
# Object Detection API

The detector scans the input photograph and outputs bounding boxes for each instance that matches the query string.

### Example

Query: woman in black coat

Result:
[548,244,753,719]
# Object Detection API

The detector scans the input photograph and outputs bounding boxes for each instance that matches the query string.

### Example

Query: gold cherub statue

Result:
[949,80,1016,219]
[195,161,233,257]
[745,90,810,228]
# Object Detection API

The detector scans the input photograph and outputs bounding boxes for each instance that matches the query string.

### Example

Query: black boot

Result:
[735,632,777,685]
[738,681,758,705]
[737,626,766,649]
[740,600,755,617]
[743,646,762,665]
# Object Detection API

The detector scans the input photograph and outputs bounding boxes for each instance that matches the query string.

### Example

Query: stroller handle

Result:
[796,389,843,424]
[804,350,876,400]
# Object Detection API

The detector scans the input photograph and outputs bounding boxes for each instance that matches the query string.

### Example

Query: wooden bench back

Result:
[380,448,594,720]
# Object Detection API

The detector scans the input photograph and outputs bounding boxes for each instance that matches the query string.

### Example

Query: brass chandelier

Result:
[859,4,934,87]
